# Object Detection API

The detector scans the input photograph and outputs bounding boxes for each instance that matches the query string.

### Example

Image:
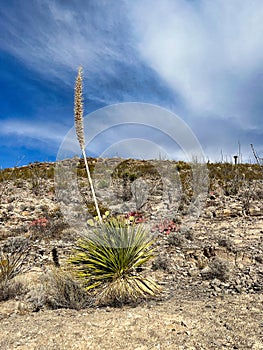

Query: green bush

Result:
[69,221,159,305]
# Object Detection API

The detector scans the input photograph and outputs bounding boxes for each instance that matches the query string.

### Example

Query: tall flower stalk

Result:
[74,66,102,223]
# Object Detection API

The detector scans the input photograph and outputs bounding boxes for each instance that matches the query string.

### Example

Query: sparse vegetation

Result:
[0,278,26,302]
[217,235,236,252]
[0,156,262,348]
[208,162,262,195]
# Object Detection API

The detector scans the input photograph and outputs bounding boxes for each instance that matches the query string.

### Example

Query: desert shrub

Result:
[0,167,16,203]
[111,159,162,203]
[204,258,231,282]
[0,240,30,278]
[1,163,55,195]
[112,159,159,182]
[177,168,194,199]
[131,178,149,210]
[181,227,194,241]
[32,268,89,310]
[28,215,69,240]
[96,178,110,189]
[151,255,170,271]
[0,240,30,301]
[167,233,186,247]
[217,236,236,252]
[69,221,159,305]
[77,157,96,177]
[208,162,262,195]
[0,279,26,301]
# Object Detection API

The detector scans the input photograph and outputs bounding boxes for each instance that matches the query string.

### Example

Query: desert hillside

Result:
[0,159,262,349]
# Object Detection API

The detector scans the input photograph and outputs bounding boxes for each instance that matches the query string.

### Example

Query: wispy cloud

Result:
[0,1,133,82]
[1,119,67,144]
[0,0,178,109]
[3,0,262,127]
[0,118,69,167]
[129,0,263,128]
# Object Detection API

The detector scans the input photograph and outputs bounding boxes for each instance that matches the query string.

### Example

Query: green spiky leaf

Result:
[69,221,159,303]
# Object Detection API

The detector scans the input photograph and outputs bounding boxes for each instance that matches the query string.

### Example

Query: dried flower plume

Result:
[73,66,102,222]
[74,66,85,150]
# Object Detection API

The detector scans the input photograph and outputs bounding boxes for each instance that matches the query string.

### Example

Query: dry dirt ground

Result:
[1,216,262,350]
[0,293,262,350]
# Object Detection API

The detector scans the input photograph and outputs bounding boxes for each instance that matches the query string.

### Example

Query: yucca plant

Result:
[69,220,159,304]
[74,66,102,222]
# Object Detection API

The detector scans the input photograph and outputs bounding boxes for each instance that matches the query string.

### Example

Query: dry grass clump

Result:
[0,279,27,302]
[202,258,232,282]
[167,233,187,247]
[151,255,170,272]
[29,268,90,311]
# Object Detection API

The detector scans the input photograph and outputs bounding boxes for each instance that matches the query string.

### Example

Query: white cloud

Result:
[0,1,132,83]
[129,0,263,122]
[1,119,66,143]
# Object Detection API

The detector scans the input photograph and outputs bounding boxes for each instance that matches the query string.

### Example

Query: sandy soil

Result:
[0,292,262,350]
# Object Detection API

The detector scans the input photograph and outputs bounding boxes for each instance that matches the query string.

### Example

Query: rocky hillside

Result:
[0,158,262,349]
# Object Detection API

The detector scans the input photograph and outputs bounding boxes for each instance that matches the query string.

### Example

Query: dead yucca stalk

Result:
[74,66,102,222]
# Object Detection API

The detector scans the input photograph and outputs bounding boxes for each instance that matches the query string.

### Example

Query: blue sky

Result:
[0,0,263,168]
